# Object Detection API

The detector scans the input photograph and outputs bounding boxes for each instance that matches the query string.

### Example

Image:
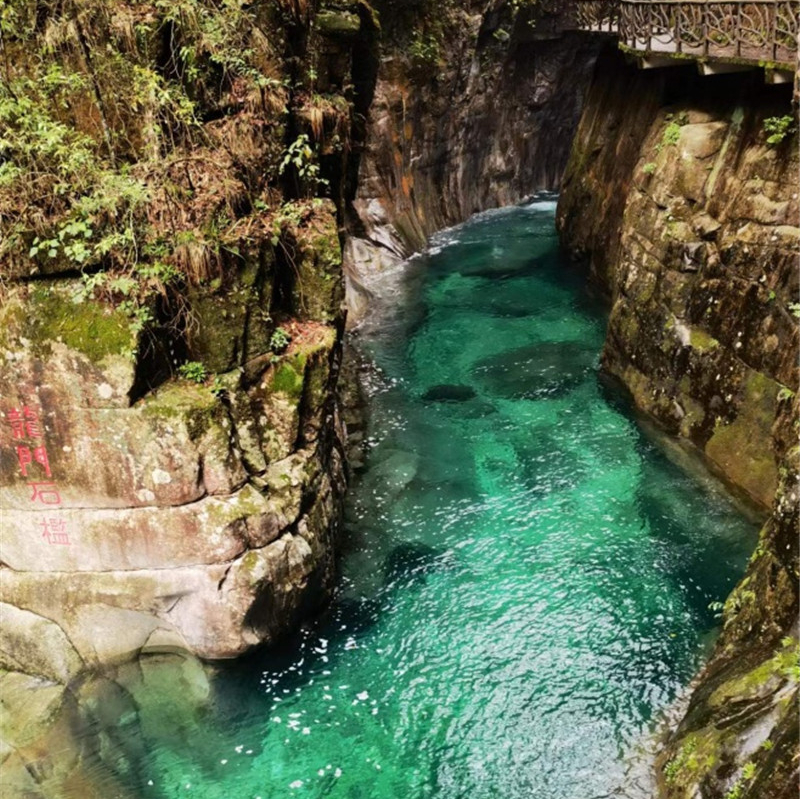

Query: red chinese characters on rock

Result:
[9,406,41,439]
[40,517,70,545]
[5,405,69,545]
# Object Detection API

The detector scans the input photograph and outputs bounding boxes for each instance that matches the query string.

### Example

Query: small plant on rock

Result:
[763,115,796,146]
[178,361,208,383]
[270,326,291,353]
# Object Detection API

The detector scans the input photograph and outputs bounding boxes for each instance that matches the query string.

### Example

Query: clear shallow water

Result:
[67,200,758,798]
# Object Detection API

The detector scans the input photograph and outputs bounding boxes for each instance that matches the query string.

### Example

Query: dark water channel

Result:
[35,199,758,799]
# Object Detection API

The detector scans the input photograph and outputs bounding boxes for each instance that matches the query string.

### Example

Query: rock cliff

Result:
[0,0,379,676]
[557,45,799,799]
[343,0,600,320]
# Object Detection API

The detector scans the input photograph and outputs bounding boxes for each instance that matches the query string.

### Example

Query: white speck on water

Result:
[356,691,369,701]
[289,780,303,789]
[334,768,342,778]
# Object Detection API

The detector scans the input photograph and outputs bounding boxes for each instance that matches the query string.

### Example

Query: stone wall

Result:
[0,1,380,679]
[557,45,799,799]
[0,203,348,675]
[344,1,600,321]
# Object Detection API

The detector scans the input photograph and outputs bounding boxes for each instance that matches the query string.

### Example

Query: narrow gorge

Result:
[0,1,797,798]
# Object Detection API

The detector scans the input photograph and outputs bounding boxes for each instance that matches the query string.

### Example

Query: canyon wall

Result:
[0,0,379,679]
[344,0,600,319]
[557,46,799,799]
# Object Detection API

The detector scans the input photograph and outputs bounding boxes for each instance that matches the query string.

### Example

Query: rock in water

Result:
[366,448,420,495]
[383,541,447,587]
[421,384,477,402]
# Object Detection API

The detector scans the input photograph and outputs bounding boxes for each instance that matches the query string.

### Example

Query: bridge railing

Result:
[573,0,799,67]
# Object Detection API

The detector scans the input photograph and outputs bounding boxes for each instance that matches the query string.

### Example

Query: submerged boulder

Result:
[421,384,478,402]
[472,341,595,400]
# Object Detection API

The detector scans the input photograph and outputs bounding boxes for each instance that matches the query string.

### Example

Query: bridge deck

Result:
[573,0,799,71]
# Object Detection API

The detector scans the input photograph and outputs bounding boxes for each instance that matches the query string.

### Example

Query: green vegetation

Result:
[271,353,307,399]
[27,284,137,363]
[642,162,657,175]
[409,32,441,68]
[0,0,302,312]
[270,327,292,353]
[0,0,353,378]
[725,761,757,799]
[178,361,208,384]
[663,733,719,787]
[653,112,687,156]
[763,115,796,146]
[279,134,328,192]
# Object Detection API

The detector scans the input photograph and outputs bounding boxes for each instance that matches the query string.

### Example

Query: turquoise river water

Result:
[64,199,758,799]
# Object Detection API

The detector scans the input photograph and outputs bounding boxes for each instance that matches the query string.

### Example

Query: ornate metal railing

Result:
[575,0,621,31]
[574,0,799,67]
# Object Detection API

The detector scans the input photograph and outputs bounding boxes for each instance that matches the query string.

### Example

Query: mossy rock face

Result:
[142,380,221,439]
[187,254,274,373]
[707,638,797,709]
[271,353,308,399]
[316,10,361,37]
[688,326,719,352]
[28,284,137,364]
[0,0,357,695]
[0,281,141,421]
[0,282,137,367]
[292,203,345,323]
[705,370,780,508]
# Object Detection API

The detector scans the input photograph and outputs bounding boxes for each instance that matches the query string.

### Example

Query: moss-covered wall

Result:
[557,45,799,799]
